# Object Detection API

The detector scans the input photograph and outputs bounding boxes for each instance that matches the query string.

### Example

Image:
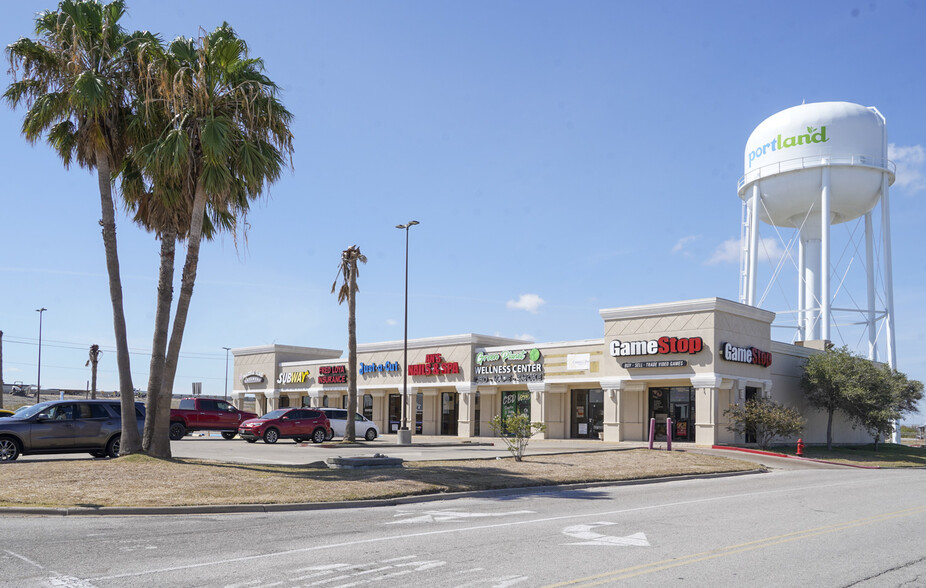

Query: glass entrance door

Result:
[388,394,401,433]
[441,392,458,435]
[571,389,604,439]
[649,387,694,441]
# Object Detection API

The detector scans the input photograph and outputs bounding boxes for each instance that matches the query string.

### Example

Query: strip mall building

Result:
[230,297,869,445]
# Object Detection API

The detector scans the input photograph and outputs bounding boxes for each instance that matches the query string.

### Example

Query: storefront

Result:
[229,297,874,446]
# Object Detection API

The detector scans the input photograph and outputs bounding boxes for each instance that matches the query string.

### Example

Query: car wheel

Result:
[0,437,21,461]
[325,430,334,441]
[263,428,279,444]
[312,428,326,444]
[365,428,377,441]
[169,422,186,441]
[246,439,257,444]
[106,435,121,459]
[221,432,237,440]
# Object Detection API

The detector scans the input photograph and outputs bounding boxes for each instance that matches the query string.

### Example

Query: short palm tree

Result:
[332,245,367,442]
[5,0,143,453]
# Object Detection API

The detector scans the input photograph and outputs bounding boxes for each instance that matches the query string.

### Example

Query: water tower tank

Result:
[737,101,895,352]
[738,101,891,227]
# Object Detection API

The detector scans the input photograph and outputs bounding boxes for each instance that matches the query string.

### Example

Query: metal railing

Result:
[738,153,895,194]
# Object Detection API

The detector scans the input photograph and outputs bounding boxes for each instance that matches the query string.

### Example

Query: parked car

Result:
[0,399,145,462]
[169,397,257,440]
[318,408,380,441]
[238,408,331,444]
[0,409,15,418]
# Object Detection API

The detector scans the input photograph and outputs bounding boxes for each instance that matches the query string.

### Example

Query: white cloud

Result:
[707,237,785,265]
[889,143,926,194]
[506,293,545,314]
[672,234,700,255]
[385,318,398,326]
[513,333,534,341]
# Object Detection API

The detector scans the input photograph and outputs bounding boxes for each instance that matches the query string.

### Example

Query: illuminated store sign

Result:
[240,372,266,384]
[359,361,401,375]
[277,370,310,385]
[721,342,772,367]
[408,353,460,376]
[474,348,543,384]
[610,336,703,357]
[318,365,347,384]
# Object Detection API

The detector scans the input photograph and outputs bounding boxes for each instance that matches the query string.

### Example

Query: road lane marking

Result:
[86,476,893,582]
[562,523,650,546]
[546,505,926,586]
[387,509,536,524]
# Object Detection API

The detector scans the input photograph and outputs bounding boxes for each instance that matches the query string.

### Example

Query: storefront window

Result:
[500,390,530,435]
[363,394,373,420]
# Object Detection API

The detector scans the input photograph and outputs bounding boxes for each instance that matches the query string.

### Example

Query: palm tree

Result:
[332,245,367,442]
[132,24,294,457]
[5,0,142,453]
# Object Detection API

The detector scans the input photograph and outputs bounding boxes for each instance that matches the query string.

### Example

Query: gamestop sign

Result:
[610,336,703,357]
[721,342,772,367]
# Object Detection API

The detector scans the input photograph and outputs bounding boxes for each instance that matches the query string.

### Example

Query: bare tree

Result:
[85,344,101,400]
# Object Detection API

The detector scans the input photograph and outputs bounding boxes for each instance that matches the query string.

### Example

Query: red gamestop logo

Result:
[610,336,703,357]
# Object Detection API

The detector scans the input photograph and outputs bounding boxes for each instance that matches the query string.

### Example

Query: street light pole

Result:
[223,346,231,402]
[35,307,46,404]
[396,220,419,445]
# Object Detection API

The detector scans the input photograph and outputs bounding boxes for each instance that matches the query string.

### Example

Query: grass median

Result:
[0,449,760,509]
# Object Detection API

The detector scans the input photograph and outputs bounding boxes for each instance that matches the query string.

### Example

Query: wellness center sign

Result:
[474,348,544,384]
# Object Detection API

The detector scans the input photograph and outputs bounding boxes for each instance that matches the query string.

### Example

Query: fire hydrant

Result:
[796,438,804,457]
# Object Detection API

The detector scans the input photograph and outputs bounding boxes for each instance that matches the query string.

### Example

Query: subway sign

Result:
[610,336,703,358]
[721,342,772,367]
[276,370,310,385]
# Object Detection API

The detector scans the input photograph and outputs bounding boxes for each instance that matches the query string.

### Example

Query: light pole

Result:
[223,346,231,402]
[35,307,46,404]
[396,220,419,445]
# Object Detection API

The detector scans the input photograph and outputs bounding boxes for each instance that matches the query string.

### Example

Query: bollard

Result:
[648,418,656,450]
[796,438,804,457]
[666,417,673,452]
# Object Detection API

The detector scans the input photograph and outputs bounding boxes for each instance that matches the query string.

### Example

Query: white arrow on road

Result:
[387,509,536,524]
[562,522,650,546]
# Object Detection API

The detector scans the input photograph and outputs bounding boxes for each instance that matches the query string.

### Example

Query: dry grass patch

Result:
[0,450,759,508]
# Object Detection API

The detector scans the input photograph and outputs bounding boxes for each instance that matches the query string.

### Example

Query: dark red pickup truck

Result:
[169,398,257,440]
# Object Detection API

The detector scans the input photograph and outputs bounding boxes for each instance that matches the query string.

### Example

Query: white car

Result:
[318,408,379,441]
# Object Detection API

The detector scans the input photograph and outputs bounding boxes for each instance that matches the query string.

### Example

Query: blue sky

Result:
[2,1,924,421]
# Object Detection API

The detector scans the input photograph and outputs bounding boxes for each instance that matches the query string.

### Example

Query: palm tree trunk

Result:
[0,330,4,410]
[97,148,141,455]
[143,229,176,454]
[155,182,209,457]
[346,262,358,442]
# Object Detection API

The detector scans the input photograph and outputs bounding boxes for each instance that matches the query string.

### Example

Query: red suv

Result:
[238,408,331,444]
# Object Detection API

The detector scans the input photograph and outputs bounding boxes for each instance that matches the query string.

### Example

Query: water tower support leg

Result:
[798,238,806,340]
[747,185,760,306]
[821,165,831,342]
[865,211,877,362]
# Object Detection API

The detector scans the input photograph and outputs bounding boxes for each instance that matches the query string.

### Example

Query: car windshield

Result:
[12,402,56,419]
[261,410,287,420]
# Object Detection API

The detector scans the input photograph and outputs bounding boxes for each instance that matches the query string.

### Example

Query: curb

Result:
[0,469,763,517]
[710,445,881,469]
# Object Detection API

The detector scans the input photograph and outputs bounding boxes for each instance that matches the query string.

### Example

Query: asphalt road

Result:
[3,465,924,586]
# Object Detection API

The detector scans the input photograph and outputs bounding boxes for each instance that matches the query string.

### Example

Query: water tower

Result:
[737,101,896,368]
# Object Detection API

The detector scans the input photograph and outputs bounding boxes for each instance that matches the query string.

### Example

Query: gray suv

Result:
[0,399,145,461]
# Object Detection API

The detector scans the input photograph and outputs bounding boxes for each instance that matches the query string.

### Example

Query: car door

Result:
[277,409,302,438]
[70,403,115,449]
[214,400,239,429]
[196,399,219,428]
[29,403,77,451]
